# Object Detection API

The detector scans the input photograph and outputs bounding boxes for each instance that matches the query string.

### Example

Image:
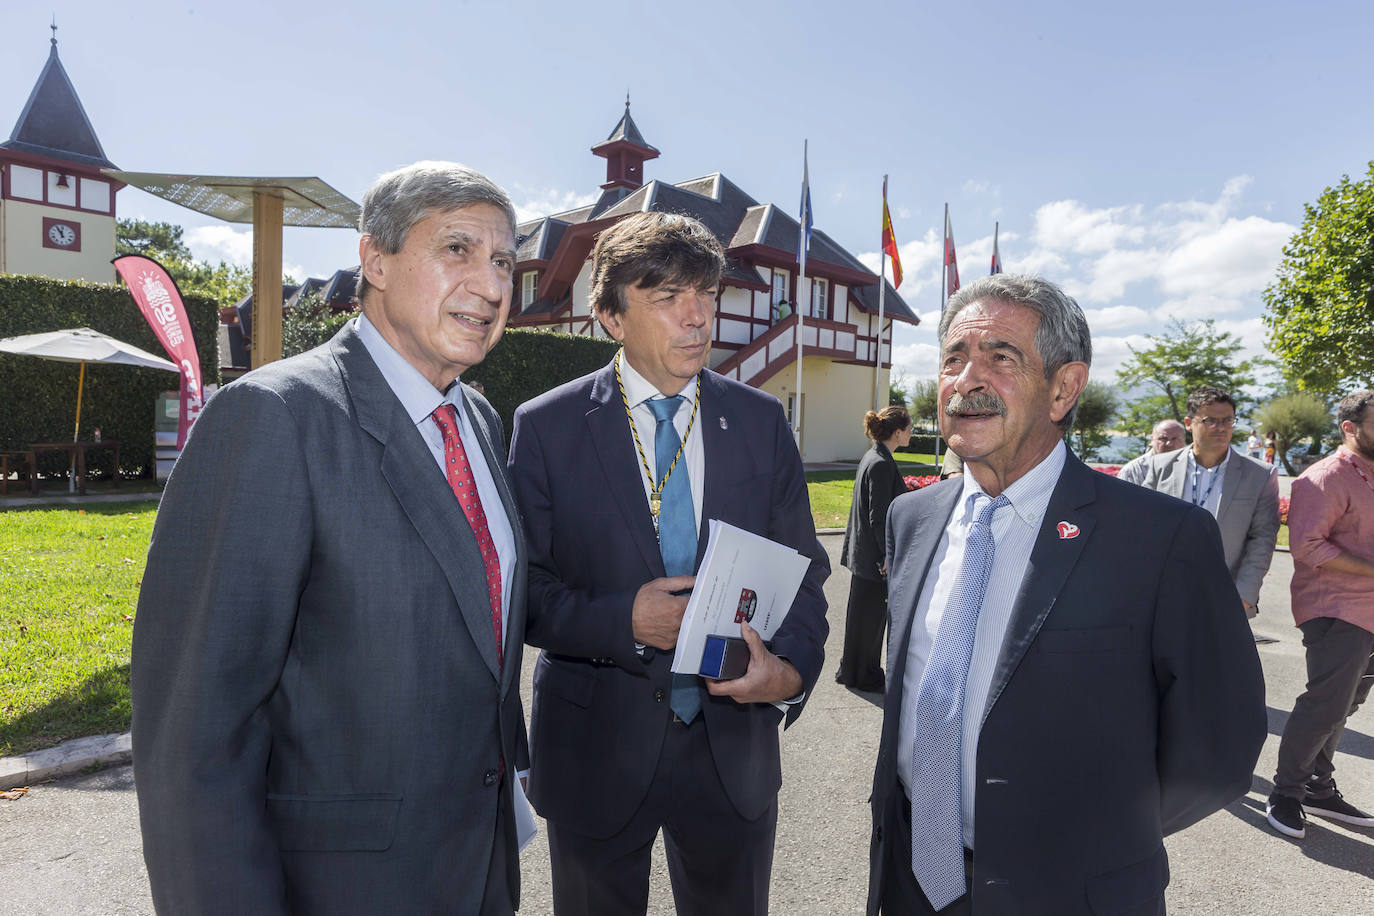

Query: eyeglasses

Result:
[1194,415,1236,430]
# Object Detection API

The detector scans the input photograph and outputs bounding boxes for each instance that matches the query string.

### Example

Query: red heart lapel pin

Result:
[1056,521,1080,540]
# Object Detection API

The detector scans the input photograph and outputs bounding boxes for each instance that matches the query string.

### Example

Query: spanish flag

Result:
[881,176,903,289]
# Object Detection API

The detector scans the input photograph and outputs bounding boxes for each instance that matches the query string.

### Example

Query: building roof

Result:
[1,38,115,169]
[596,104,658,154]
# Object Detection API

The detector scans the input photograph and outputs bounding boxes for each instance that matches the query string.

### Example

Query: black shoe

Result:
[1303,788,1374,827]
[1266,793,1306,839]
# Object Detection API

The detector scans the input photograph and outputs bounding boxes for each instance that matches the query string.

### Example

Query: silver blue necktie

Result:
[910,492,1008,909]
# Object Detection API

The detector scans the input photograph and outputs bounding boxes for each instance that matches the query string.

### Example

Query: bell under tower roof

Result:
[1,29,117,170]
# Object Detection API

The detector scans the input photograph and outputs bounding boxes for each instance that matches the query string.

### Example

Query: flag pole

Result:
[935,203,948,464]
[793,141,809,449]
[874,175,888,412]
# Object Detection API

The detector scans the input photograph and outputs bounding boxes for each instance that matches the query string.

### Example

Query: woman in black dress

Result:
[835,405,912,692]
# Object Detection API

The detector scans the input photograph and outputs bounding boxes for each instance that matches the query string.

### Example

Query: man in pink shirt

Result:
[1267,390,1374,839]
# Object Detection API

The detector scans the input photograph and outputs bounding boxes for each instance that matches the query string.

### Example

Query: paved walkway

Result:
[1,540,1369,914]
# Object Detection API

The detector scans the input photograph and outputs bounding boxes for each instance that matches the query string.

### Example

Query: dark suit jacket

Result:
[132,324,528,915]
[507,358,830,838]
[867,453,1266,916]
[1142,447,1281,607]
[841,442,907,582]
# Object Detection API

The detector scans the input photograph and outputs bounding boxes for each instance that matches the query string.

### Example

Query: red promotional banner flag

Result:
[990,221,1003,275]
[881,177,903,289]
[112,255,203,449]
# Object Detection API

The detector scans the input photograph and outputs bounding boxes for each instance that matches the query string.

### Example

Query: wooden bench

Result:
[0,449,39,496]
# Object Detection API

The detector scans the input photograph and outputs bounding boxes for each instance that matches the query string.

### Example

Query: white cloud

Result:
[1084,305,1153,331]
[511,186,599,223]
[186,225,254,266]
[1032,200,1146,254]
[1157,216,1293,296]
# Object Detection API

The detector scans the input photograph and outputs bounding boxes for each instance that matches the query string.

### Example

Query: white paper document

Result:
[513,772,538,852]
[670,519,812,675]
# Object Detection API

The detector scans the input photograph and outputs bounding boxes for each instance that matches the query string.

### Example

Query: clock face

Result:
[48,223,76,246]
[42,217,81,251]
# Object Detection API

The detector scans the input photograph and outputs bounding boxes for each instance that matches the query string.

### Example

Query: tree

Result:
[888,369,909,408]
[116,219,254,307]
[1251,392,1332,476]
[1114,318,1256,435]
[1264,161,1374,393]
[1070,380,1118,461]
[282,289,356,358]
[906,378,940,432]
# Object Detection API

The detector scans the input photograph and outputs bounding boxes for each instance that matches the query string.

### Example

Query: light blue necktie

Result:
[647,396,701,724]
[910,492,1009,910]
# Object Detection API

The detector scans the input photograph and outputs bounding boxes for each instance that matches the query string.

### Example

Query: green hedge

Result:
[0,275,220,479]
[897,433,949,456]
[463,328,621,445]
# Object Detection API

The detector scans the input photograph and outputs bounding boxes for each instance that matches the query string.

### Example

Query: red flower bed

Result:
[1094,465,1123,476]
[904,474,940,491]
[1279,496,1290,525]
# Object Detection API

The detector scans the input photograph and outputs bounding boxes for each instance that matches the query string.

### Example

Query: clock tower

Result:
[0,26,122,282]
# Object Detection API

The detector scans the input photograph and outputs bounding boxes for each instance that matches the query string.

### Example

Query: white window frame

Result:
[771,269,789,307]
[810,277,829,318]
[521,271,538,307]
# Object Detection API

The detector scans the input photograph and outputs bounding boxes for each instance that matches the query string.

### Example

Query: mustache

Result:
[945,391,1008,417]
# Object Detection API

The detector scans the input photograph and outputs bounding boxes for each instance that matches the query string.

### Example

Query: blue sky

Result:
[4,0,1371,384]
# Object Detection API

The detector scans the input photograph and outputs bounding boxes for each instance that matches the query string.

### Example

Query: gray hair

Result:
[356,161,517,303]
[1153,418,1185,437]
[939,274,1093,430]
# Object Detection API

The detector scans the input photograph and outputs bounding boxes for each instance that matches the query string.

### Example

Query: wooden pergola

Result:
[103,171,359,367]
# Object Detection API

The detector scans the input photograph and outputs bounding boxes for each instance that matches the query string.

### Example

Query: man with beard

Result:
[866,274,1265,915]
[1266,390,1374,839]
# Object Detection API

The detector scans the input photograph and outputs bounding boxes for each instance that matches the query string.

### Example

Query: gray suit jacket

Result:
[132,324,527,915]
[1142,446,1280,607]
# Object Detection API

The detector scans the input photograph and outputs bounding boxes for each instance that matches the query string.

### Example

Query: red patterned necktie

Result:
[430,403,503,669]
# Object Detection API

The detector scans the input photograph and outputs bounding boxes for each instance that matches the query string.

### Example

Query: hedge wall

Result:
[463,328,621,445]
[0,275,220,479]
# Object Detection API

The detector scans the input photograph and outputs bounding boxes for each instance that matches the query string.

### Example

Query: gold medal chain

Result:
[614,354,700,532]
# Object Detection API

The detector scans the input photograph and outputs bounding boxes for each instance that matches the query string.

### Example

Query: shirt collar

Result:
[958,439,1067,527]
[355,314,463,424]
[1187,445,1232,474]
[617,350,699,409]
[1339,445,1373,473]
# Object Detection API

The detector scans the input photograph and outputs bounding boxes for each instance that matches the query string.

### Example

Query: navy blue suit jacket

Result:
[867,453,1266,915]
[509,357,830,838]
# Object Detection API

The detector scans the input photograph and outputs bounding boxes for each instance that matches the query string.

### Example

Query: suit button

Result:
[483,769,499,787]
[654,688,666,702]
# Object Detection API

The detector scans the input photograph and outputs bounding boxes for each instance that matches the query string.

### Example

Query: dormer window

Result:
[521,271,538,307]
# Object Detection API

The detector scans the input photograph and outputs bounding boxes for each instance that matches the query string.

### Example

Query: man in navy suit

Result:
[509,211,829,916]
[867,275,1266,915]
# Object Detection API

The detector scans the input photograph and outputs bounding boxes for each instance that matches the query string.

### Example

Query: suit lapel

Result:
[335,329,503,681]
[1163,449,1189,498]
[461,386,528,696]
[889,482,962,672]
[698,371,736,568]
[588,361,665,576]
[1215,448,1241,524]
[981,454,1097,724]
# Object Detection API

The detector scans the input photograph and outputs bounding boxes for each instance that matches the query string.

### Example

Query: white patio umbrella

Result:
[0,327,178,490]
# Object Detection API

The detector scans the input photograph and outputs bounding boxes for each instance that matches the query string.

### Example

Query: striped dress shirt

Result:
[898,440,1067,847]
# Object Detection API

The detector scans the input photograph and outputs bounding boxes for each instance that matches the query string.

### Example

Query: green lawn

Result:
[0,501,156,757]
[806,454,940,528]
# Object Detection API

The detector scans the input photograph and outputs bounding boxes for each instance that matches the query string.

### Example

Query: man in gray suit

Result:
[133,162,528,915]
[1141,385,1280,615]
[1117,417,1186,485]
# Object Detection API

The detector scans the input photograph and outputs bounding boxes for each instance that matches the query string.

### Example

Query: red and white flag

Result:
[990,221,1003,275]
[943,204,960,299]
[113,255,203,449]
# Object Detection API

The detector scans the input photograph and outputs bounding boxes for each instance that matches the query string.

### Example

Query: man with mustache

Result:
[134,162,528,914]
[508,211,829,915]
[866,275,1265,914]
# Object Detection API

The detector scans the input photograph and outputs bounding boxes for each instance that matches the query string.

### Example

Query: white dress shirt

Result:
[616,351,706,530]
[897,440,1067,847]
[355,315,516,644]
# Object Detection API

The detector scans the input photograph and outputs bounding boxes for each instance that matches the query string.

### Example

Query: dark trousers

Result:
[837,574,887,691]
[1274,617,1374,798]
[547,717,778,916]
[881,789,971,916]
